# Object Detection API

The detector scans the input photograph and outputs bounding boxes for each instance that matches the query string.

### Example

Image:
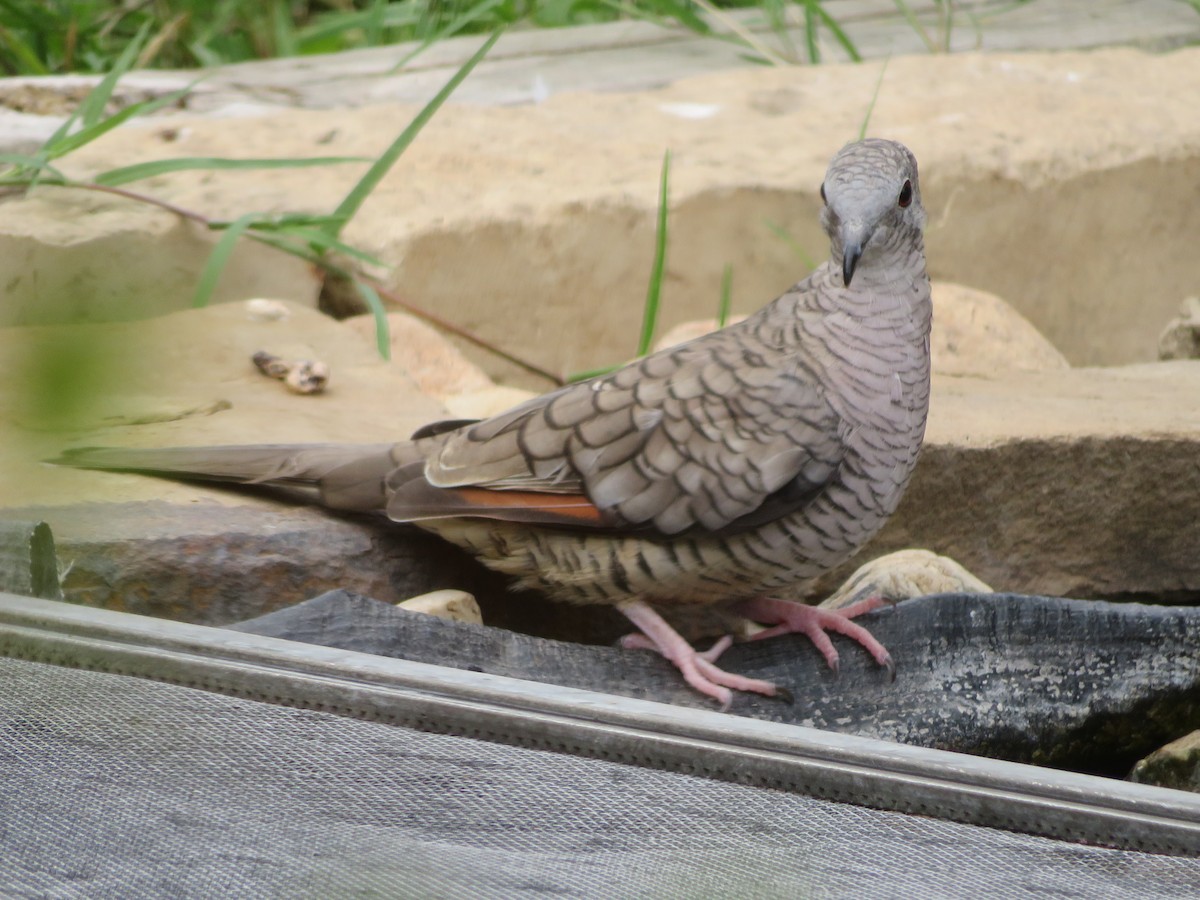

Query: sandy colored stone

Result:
[441,385,536,420]
[654,282,1068,376]
[806,361,1200,604]
[0,299,447,509]
[0,188,319,326]
[820,549,993,611]
[398,589,483,625]
[654,317,747,353]
[929,282,1068,376]
[346,311,494,399]
[7,46,1192,382]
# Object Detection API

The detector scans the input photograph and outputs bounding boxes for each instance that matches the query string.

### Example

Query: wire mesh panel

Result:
[3,655,1200,899]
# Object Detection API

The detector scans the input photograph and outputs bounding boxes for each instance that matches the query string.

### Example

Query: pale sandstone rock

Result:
[930,282,1068,376]
[346,312,494,399]
[442,385,536,420]
[653,317,746,353]
[0,299,445,509]
[653,283,1069,376]
[3,47,1194,379]
[398,589,483,625]
[820,549,993,611]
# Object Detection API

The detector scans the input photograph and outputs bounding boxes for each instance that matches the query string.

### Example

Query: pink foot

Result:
[618,600,785,708]
[736,595,894,679]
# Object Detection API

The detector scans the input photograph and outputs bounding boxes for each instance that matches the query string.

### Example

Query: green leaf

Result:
[193,212,259,308]
[47,82,198,161]
[567,364,620,383]
[858,57,890,140]
[77,21,153,130]
[0,27,50,75]
[263,225,386,268]
[801,0,820,63]
[92,154,370,187]
[354,278,393,361]
[764,219,816,270]
[814,2,862,62]
[0,154,67,182]
[390,0,507,71]
[637,149,671,358]
[324,30,501,241]
[717,264,732,328]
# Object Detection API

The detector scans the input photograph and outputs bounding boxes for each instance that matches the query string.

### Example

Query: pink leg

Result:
[736,596,894,680]
[617,600,784,708]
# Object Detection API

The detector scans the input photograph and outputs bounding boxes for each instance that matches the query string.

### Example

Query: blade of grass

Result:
[813,2,862,62]
[271,0,298,57]
[857,57,890,140]
[93,154,371,187]
[390,0,508,72]
[47,83,199,160]
[324,30,500,241]
[764,219,816,269]
[567,364,620,383]
[193,212,259,307]
[265,226,387,268]
[637,149,671,357]
[688,0,788,66]
[801,0,820,63]
[77,21,151,128]
[717,264,732,327]
[0,154,68,182]
[353,277,392,360]
[0,28,51,75]
[892,0,937,54]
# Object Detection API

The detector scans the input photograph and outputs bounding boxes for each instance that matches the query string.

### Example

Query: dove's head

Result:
[819,138,925,287]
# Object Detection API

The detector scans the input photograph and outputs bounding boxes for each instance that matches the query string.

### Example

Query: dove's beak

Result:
[835,219,873,285]
[839,221,869,287]
[842,243,862,287]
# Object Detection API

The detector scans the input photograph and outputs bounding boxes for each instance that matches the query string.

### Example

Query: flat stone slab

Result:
[232,589,1200,777]
[6,301,1200,624]
[5,44,1198,374]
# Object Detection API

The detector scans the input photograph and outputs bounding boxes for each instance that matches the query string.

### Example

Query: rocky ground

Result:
[2,26,1200,786]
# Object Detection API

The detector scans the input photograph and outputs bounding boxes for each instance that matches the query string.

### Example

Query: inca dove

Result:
[58,138,932,707]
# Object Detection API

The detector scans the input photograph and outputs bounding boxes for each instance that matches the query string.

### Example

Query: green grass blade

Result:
[271,0,298,57]
[764,219,816,269]
[857,57,890,140]
[567,364,620,383]
[354,277,393,361]
[892,0,937,53]
[93,154,371,187]
[193,212,259,307]
[0,28,50,75]
[814,2,862,62]
[47,83,198,160]
[801,0,820,64]
[268,226,387,268]
[0,154,68,182]
[325,30,501,241]
[77,21,152,129]
[717,264,732,327]
[390,0,507,72]
[637,149,671,358]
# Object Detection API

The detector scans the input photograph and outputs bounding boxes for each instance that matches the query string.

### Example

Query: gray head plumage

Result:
[819,138,925,287]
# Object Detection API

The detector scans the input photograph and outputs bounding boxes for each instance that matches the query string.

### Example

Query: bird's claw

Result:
[737,595,895,678]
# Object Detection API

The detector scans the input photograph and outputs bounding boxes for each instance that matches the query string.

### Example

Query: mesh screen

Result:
[3,655,1199,898]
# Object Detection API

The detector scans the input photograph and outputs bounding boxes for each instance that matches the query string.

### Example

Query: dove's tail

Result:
[52,443,407,512]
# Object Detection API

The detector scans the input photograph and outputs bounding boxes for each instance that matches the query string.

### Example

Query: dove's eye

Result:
[897,180,913,208]
[819,183,827,204]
